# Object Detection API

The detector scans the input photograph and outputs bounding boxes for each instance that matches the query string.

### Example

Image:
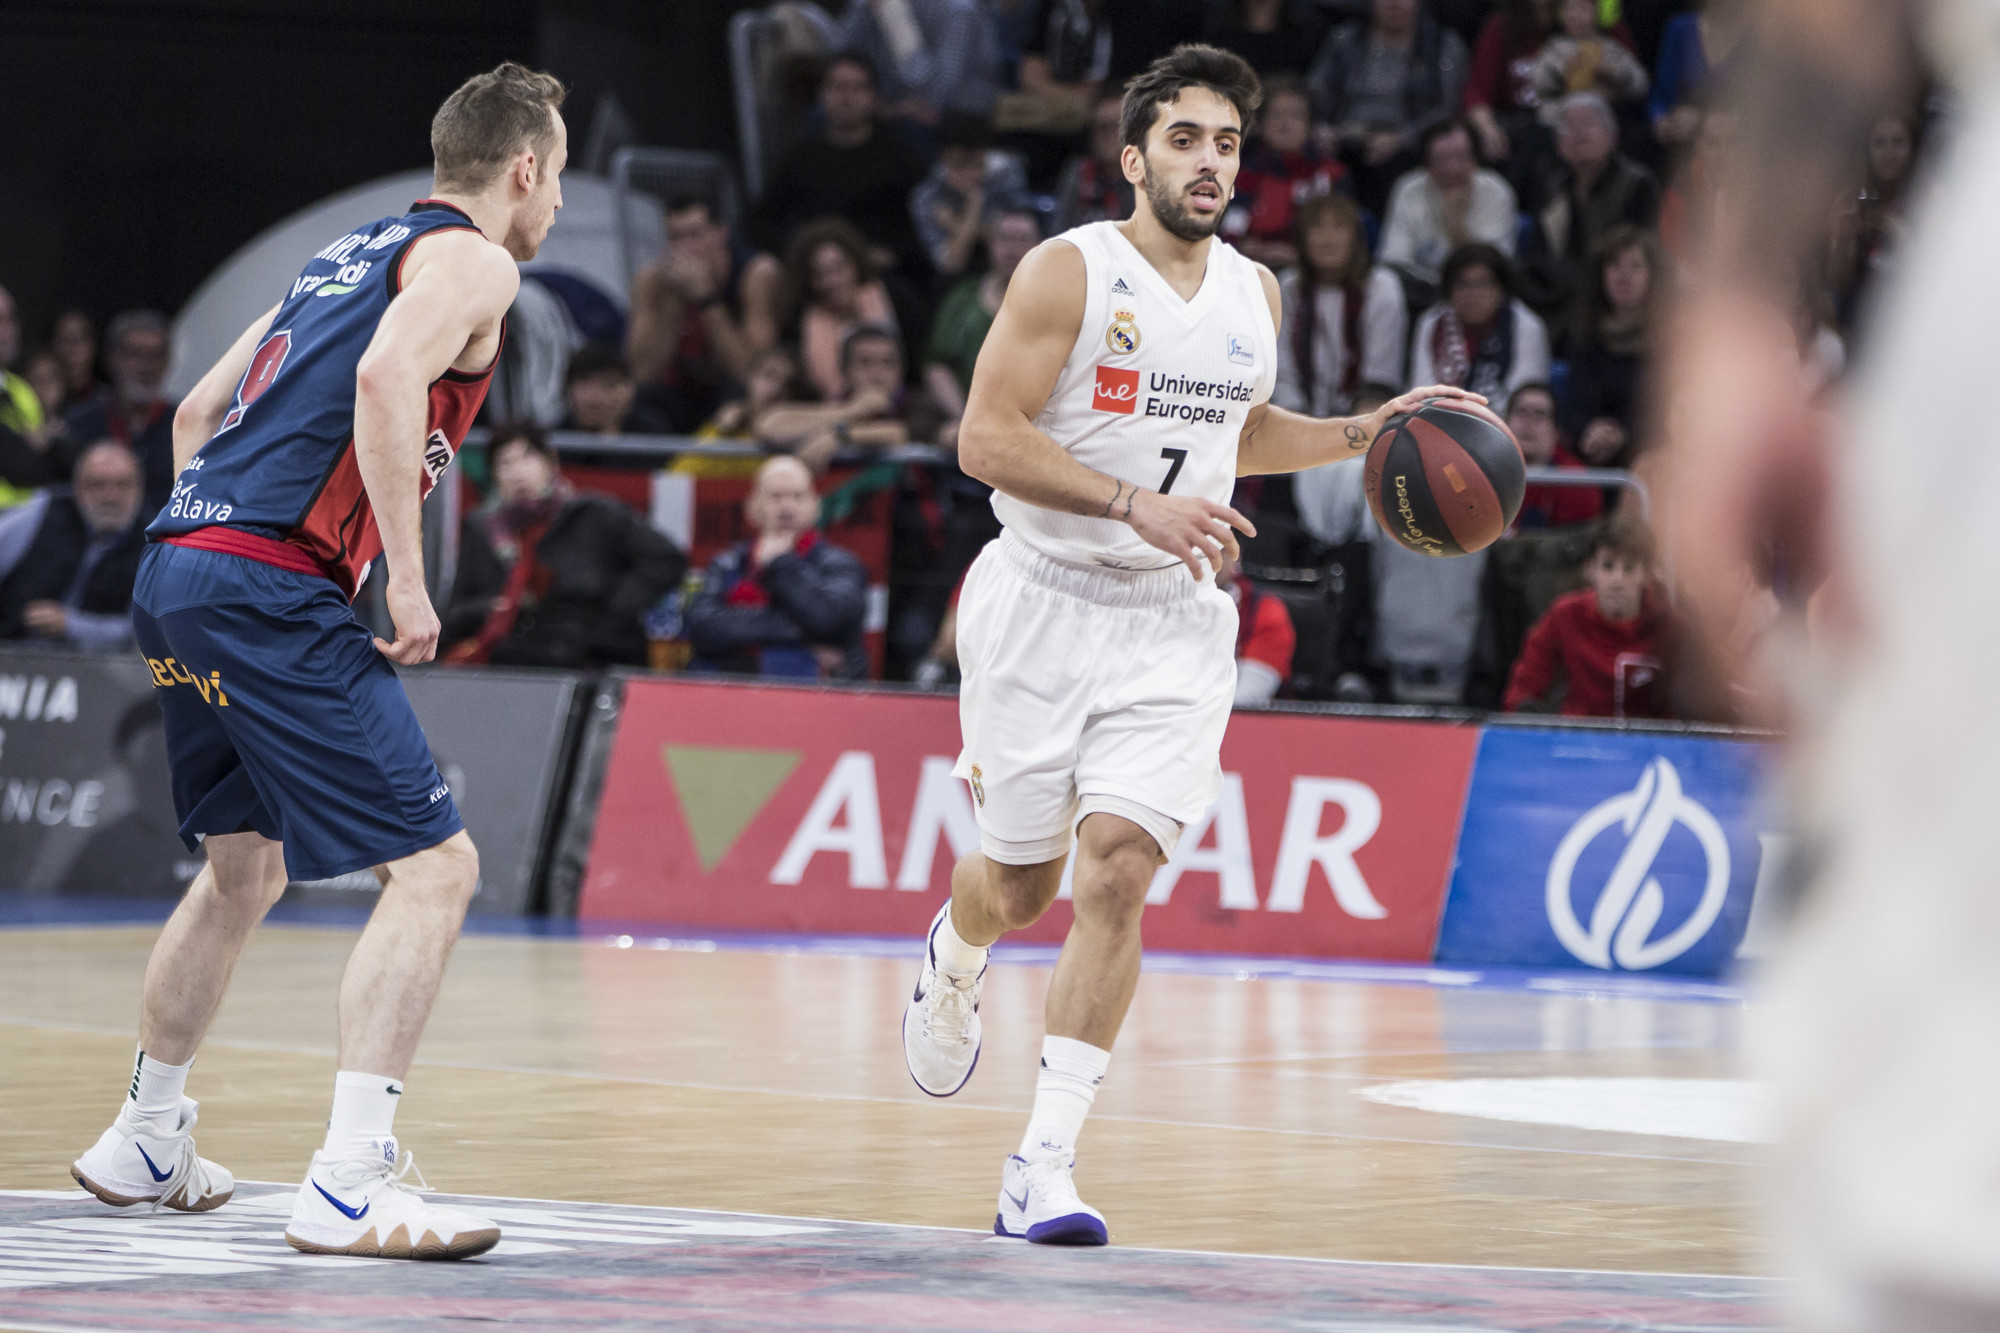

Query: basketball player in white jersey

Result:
[1659,1,2000,1327]
[900,44,1495,1245]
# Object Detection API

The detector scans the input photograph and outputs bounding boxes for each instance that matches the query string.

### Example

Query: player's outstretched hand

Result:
[1364,386,1505,446]
[375,575,441,665]
[1127,491,1256,581]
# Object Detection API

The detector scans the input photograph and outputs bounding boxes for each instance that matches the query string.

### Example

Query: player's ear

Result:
[1119,143,1146,188]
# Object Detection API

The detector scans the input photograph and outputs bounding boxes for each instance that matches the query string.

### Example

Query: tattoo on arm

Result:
[1344,421,1368,451]
[1123,487,1135,521]
[1101,480,1127,519]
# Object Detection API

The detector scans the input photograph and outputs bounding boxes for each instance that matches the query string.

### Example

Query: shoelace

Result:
[922,968,979,1046]
[1019,1155,1083,1206]
[334,1148,431,1200]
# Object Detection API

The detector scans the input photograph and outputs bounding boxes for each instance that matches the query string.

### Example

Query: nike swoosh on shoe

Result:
[312,1180,369,1221]
[134,1143,174,1183]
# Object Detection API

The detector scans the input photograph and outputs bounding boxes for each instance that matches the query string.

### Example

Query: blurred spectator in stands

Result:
[1217,553,1296,707]
[1204,0,1325,80]
[759,325,942,470]
[50,309,102,410]
[60,311,175,519]
[627,195,783,434]
[1505,514,1678,718]
[1506,381,1602,528]
[23,350,65,425]
[698,346,808,444]
[1222,76,1347,271]
[837,0,1003,134]
[1561,224,1661,468]
[1052,92,1136,231]
[911,112,1031,280]
[1519,92,1659,326]
[687,455,870,680]
[1307,0,1470,215]
[1276,194,1407,417]
[927,207,1041,443]
[1832,112,1918,333]
[443,423,685,669]
[560,343,667,437]
[0,285,48,508]
[757,52,930,281]
[1378,117,1517,292]
[1650,0,1747,150]
[783,218,901,402]
[1410,243,1551,401]
[0,440,145,649]
[1461,0,1553,192]
[1527,0,1648,122]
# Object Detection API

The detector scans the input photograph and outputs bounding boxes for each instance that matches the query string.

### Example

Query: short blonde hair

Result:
[431,62,567,192]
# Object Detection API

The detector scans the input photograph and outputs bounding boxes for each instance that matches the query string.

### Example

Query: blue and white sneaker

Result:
[994,1152,1108,1245]
[285,1136,499,1260]
[902,902,984,1097]
[72,1097,234,1212]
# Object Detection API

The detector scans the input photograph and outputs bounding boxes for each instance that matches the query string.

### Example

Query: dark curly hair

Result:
[1119,43,1262,150]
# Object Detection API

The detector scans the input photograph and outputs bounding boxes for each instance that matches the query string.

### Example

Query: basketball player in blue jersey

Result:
[68,63,566,1260]
[900,44,1498,1244]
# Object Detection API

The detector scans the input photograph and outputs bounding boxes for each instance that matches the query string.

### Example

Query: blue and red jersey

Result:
[148,199,501,599]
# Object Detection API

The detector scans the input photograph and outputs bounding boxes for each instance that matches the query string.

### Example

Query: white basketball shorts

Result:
[951,530,1238,865]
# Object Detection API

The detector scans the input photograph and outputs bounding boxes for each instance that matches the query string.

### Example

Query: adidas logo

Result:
[1111,277,1133,295]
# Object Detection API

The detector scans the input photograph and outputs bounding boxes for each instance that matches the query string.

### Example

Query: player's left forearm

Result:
[1235,403,1371,476]
[351,361,430,587]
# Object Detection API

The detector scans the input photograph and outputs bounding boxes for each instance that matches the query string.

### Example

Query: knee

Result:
[382,833,480,906]
[1072,833,1157,933]
[984,859,1062,931]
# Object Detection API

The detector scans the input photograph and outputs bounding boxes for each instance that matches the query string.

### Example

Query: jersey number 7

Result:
[1158,448,1188,495]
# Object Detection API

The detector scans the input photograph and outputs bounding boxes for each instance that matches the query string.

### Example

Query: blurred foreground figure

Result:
[1658,2,2000,1327]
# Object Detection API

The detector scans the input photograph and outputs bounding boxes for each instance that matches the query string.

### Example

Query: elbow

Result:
[354,354,416,404]
[955,419,1000,487]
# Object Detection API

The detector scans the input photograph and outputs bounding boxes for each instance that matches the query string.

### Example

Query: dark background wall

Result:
[0,0,759,343]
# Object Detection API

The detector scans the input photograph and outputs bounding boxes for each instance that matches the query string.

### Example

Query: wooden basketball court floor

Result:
[0,913,1781,1330]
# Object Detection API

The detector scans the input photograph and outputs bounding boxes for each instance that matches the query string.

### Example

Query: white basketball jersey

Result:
[993,221,1277,571]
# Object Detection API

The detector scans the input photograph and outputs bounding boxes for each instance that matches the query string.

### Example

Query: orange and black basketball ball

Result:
[1363,401,1525,557]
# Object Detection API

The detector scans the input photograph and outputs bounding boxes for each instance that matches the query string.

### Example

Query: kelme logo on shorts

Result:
[1092,366,1139,415]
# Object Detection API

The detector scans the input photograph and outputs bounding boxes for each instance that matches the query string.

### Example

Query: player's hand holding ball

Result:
[375,573,442,664]
[1126,490,1256,582]
[1361,388,1524,558]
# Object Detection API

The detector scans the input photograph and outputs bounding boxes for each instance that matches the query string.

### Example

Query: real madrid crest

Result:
[1104,309,1140,356]
[968,763,986,807]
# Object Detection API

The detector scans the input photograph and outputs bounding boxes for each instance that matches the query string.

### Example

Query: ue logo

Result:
[1544,757,1730,970]
[1093,365,1138,414]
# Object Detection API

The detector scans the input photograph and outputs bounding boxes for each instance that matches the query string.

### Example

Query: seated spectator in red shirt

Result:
[1218,554,1296,706]
[1222,76,1348,272]
[1504,516,1679,718]
[1505,381,1601,529]
[1462,0,1553,184]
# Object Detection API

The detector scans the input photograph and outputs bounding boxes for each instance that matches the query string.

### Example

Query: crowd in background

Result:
[0,0,1930,724]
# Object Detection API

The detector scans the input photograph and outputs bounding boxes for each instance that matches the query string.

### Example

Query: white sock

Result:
[933,901,989,976]
[1018,1036,1110,1161]
[321,1071,404,1159]
[120,1046,192,1129]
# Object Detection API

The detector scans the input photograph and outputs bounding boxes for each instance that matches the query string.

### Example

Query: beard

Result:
[1141,160,1225,243]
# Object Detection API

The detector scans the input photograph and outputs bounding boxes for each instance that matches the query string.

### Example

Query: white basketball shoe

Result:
[72,1098,235,1212]
[994,1152,1108,1245]
[903,901,985,1096]
[285,1137,500,1260]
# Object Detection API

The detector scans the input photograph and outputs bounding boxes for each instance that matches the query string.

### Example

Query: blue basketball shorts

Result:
[131,541,464,882]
